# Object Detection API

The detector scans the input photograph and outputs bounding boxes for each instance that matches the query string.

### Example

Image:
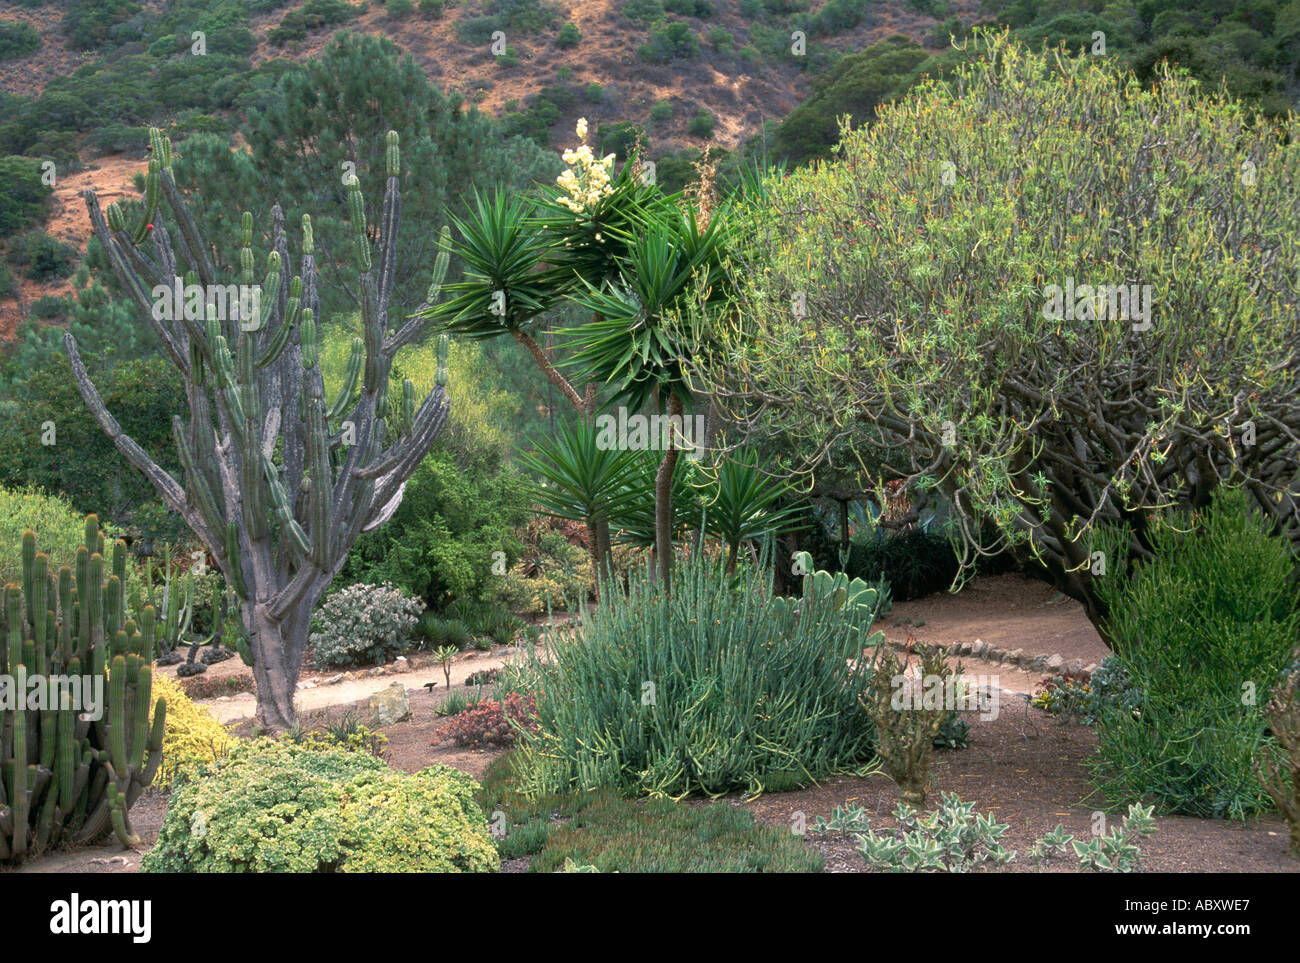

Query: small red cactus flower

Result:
[146,223,154,231]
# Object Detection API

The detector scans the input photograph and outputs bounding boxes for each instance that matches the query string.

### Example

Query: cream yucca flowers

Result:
[556,117,616,214]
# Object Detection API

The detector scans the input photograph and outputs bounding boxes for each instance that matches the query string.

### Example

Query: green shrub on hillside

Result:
[639,21,701,63]
[0,21,40,60]
[0,156,52,235]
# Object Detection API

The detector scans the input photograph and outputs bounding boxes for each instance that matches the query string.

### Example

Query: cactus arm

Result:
[327,338,365,421]
[8,709,27,857]
[64,334,211,537]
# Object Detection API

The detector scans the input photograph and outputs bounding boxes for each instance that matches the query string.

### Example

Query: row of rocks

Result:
[944,638,1099,678]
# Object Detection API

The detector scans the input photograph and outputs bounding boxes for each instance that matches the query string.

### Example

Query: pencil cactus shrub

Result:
[0,518,165,865]
[66,127,455,731]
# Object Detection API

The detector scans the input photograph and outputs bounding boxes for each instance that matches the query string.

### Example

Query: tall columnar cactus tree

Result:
[65,128,453,731]
[1,518,165,864]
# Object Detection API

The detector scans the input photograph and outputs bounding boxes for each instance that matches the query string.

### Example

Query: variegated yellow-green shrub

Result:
[142,739,499,873]
[150,674,237,789]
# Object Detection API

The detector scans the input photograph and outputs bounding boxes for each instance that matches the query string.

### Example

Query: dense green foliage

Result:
[8,230,76,281]
[0,156,51,235]
[335,332,531,607]
[341,447,530,606]
[0,486,93,587]
[510,552,883,798]
[143,740,500,872]
[1086,489,1300,819]
[268,0,362,46]
[0,357,184,525]
[765,0,1300,164]
[0,20,40,59]
[639,20,703,62]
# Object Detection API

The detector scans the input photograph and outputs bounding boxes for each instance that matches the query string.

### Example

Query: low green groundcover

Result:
[143,740,499,873]
[477,753,823,872]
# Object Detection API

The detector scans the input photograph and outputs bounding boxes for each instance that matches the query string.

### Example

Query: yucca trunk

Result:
[654,393,684,589]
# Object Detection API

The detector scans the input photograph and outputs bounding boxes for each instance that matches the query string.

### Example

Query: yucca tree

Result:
[562,205,737,587]
[65,129,454,731]
[421,125,673,575]
[429,189,578,405]
[517,419,642,595]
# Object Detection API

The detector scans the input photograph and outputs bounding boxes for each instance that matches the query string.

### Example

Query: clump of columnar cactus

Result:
[1,518,165,864]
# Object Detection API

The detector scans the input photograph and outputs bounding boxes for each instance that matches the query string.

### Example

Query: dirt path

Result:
[198,645,532,723]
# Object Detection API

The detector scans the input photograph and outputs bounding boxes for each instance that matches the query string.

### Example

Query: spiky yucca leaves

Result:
[518,418,642,593]
[0,518,164,864]
[65,128,453,731]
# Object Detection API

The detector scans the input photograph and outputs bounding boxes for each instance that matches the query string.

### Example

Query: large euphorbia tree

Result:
[680,34,1300,638]
[66,129,454,730]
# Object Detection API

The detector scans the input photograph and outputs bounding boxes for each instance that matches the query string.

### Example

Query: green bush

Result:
[556,21,581,47]
[0,356,184,523]
[1086,488,1300,819]
[142,740,500,872]
[665,0,714,16]
[63,0,141,50]
[584,82,605,103]
[512,552,883,798]
[28,295,70,319]
[621,0,666,23]
[650,100,674,123]
[9,229,76,281]
[0,156,52,235]
[639,21,701,63]
[0,260,13,299]
[493,521,593,614]
[0,486,92,588]
[846,527,960,601]
[0,21,40,60]
[340,447,529,607]
[687,108,715,137]
[596,120,644,159]
[386,0,415,16]
[309,582,425,667]
[268,0,360,46]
